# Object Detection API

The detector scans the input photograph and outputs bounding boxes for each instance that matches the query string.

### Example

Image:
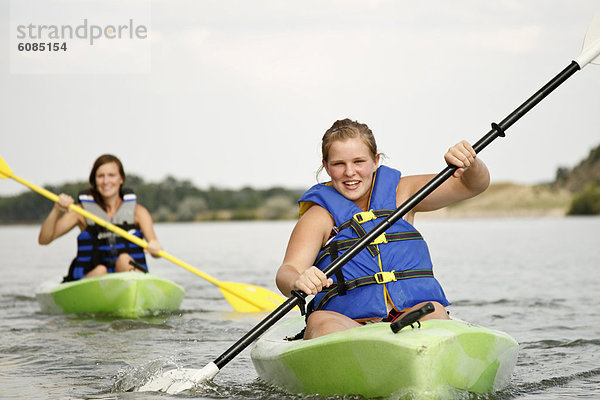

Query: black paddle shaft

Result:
[211,61,581,370]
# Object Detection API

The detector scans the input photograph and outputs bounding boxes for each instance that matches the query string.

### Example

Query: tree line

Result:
[1,143,599,224]
[554,144,600,215]
[0,175,304,224]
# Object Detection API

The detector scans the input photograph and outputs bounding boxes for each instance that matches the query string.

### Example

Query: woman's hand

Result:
[444,140,477,178]
[276,204,335,297]
[39,193,82,245]
[400,139,489,213]
[293,266,333,296]
[146,239,163,258]
[54,193,74,213]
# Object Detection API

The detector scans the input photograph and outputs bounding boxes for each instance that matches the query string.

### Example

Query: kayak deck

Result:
[35,272,185,318]
[251,316,518,398]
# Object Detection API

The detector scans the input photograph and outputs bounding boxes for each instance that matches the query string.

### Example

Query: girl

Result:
[39,154,162,281]
[276,119,489,339]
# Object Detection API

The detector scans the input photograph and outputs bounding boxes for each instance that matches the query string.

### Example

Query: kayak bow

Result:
[35,272,185,318]
[251,316,518,398]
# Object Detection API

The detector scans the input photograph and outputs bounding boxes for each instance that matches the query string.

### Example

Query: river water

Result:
[0,217,598,399]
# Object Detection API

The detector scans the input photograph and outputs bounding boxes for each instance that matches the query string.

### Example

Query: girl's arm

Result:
[135,204,162,257]
[38,194,84,244]
[276,205,335,297]
[397,140,490,215]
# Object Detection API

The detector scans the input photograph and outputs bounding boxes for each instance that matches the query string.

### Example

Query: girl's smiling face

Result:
[323,137,379,210]
[94,161,124,199]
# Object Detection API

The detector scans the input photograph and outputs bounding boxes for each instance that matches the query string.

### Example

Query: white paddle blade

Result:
[576,11,600,67]
[136,362,219,393]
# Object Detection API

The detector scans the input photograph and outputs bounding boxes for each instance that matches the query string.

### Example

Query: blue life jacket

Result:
[65,188,148,281]
[299,165,449,321]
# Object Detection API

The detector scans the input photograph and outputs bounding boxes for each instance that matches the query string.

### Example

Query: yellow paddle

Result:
[0,155,286,312]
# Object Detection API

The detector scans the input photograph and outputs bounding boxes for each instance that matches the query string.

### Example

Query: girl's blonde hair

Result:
[317,119,380,180]
[321,119,378,162]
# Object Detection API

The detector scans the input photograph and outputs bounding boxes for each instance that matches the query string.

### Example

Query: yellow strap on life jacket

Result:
[371,232,388,245]
[353,209,377,223]
[374,270,398,284]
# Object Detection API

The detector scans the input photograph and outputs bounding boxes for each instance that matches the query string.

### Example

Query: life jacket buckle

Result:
[374,270,397,284]
[353,210,377,223]
[370,233,388,245]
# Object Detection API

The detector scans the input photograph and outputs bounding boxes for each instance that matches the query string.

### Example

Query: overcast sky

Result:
[1,0,599,197]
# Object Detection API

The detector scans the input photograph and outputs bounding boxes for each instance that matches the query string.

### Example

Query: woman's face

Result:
[95,161,124,199]
[324,137,379,209]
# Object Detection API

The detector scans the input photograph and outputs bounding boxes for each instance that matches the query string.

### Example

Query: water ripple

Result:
[521,338,600,349]
[109,319,174,331]
[507,367,600,398]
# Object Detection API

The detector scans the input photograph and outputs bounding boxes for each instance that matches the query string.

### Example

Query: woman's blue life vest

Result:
[64,188,148,282]
[299,165,449,321]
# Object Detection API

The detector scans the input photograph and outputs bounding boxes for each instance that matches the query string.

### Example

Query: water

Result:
[0,218,599,399]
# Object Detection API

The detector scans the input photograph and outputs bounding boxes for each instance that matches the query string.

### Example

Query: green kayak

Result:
[35,272,185,318]
[251,316,518,398]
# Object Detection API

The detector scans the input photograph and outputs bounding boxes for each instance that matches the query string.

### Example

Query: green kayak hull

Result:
[251,316,518,398]
[35,272,185,318]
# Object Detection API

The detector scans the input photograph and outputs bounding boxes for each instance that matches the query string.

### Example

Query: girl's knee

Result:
[419,301,450,321]
[305,311,329,335]
[85,264,108,278]
[115,253,134,272]
[305,310,359,339]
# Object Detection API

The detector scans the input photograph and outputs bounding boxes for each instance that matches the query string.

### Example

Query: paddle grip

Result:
[129,260,148,273]
[390,302,435,333]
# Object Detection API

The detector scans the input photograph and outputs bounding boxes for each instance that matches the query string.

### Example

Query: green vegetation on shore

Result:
[1,144,598,224]
[423,182,572,219]
[0,176,303,224]
[555,144,600,216]
[426,144,600,219]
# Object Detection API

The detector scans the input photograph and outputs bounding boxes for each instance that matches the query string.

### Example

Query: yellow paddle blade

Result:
[0,156,13,179]
[159,251,288,312]
[218,281,287,312]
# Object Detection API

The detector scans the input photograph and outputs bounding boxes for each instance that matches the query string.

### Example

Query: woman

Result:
[39,154,162,281]
[276,119,490,339]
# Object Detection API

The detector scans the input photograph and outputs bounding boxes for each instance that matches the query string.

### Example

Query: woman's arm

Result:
[397,140,490,214]
[38,194,84,245]
[276,205,335,297]
[134,204,162,257]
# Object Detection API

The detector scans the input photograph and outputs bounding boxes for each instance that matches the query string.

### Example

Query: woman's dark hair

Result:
[88,154,125,211]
